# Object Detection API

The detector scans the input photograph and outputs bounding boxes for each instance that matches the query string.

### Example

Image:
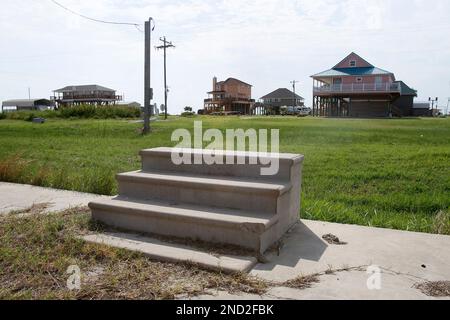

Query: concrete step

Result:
[140,147,304,180]
[89,196,279,253]
[82,232,258,273]
[117,171,291,213]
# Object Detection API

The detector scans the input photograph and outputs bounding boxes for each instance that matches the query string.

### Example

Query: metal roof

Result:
[2,99,52,107]
[413,103,430,109]
[312,67,393,78]
[395,81,417,96]
[260,88,304,100]
[54,84,116,93]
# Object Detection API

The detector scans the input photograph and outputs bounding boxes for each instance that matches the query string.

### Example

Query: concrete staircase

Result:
[89,148,304,254]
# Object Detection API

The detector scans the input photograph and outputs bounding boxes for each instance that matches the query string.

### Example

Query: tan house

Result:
[204,77,255,115]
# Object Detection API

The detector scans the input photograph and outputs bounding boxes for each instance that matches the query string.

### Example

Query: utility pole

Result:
[429,97,438,117]
[28,87,31,100]
[156,37,175,120]
[143,17,155,135]
[291,80,299,108]
[446,98,449,116]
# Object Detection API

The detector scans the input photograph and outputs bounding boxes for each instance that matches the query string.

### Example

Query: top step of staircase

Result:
[140,148,304,180]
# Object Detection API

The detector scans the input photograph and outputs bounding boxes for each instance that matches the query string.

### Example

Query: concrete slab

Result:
[251,220,450,284]
[191,270,449,300]
[190,220,450,300]
[0,182,106,215]
[82,232,258,274]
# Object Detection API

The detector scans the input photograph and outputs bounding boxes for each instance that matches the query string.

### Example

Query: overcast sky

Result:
[1,0,450,114]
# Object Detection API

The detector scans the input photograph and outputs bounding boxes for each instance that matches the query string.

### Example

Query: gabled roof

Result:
[54,84,115,93]
[222,78,252,87]
[311,52,394,78]
[260,88,304,100]
[395,81,417,96]
[333,52,374,69]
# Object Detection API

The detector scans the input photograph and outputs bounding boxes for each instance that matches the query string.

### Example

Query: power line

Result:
[49,0,143,31]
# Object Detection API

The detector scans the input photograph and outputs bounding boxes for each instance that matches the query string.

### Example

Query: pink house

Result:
[311,52,417,117]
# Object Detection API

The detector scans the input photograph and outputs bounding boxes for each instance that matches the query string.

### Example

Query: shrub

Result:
[2,105,142,121]
[59,105,141,119]
[181,112,195,117]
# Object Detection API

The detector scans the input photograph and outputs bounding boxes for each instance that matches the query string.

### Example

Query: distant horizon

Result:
[1,0,450,114]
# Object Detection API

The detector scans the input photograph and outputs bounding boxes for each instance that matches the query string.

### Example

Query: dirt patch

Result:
[322,233,348,245]
[9,202,53,216]
[415,281,450,297]
[0,207,268,300]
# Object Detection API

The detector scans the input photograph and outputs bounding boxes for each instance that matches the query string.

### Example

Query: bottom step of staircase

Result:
[82,232,258,273]
[89,196,280,254]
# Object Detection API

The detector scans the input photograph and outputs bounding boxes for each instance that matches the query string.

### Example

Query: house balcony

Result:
[204,98,255,104]
[313,82,401,95]
[51,95,123,101]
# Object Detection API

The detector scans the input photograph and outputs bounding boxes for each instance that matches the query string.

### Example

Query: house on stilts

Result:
[311,52,417,118]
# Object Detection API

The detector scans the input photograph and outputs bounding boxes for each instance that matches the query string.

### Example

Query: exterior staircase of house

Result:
[89,148,304,254]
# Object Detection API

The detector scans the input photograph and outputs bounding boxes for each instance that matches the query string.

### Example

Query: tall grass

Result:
[0,154,117,195]
[0,154,31,183]
[0,105,141,121]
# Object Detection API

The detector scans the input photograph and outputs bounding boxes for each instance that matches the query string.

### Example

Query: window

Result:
[349,60,356,67]
[356,77,363,82]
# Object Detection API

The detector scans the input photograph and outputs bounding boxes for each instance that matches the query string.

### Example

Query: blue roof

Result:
[312,67,393,78]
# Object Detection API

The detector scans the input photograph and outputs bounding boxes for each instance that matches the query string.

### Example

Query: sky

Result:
[1,0,450,114]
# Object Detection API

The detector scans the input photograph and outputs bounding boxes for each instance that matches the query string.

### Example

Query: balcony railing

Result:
[51,95,122,101]
[314,82,401,94]
[204,98,255,103]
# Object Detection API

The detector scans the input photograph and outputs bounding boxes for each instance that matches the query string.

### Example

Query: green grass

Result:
[0,116,449,234]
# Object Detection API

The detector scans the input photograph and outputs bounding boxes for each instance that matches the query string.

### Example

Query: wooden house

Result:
[52,85,123,107]
[311,52,417,117]
[204,77,255,115]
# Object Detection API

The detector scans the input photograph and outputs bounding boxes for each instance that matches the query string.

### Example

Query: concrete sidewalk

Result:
[1,182,449,300]
[198,221,450,300]
[0,182,106,214]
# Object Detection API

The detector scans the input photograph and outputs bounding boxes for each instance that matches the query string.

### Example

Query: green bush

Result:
[181,112,195,117]
[2,105,141,121]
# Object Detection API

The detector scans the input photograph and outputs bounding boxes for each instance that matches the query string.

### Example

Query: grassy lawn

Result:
[0,116,449,234]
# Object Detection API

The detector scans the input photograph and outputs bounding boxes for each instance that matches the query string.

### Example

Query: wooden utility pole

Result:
[143,18,154,135]
[156,37,175,120]
[446,98,450,116]
[429,97,438,117]
[291,80,299,108]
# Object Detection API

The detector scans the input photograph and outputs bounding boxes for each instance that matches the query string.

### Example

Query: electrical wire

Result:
[49,0,143,32]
